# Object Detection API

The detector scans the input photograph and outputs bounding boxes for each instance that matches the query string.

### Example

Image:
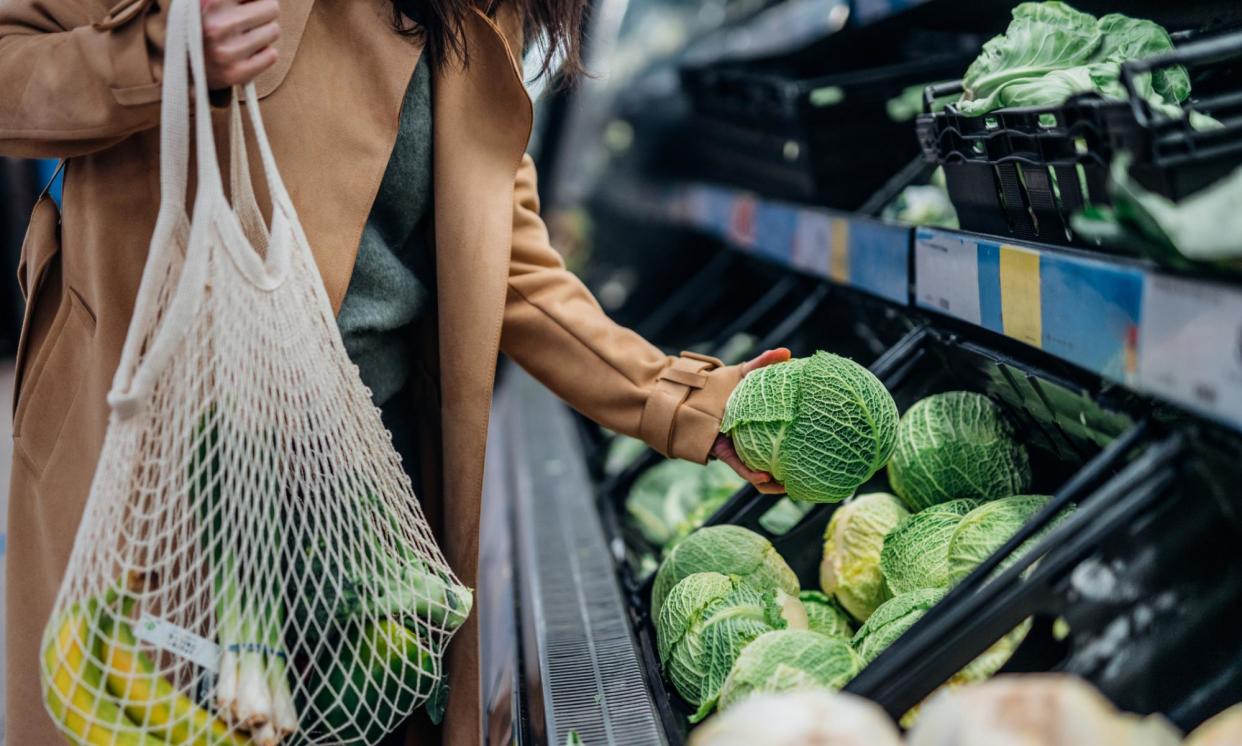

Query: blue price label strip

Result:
[849,219,911,305]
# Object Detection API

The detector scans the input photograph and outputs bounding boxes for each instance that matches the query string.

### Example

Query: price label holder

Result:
[915,228,982,324]
[792,209,834,279]
[1139,274,1242,432]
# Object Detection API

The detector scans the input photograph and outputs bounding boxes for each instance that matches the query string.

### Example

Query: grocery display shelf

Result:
[609,180,1242,435]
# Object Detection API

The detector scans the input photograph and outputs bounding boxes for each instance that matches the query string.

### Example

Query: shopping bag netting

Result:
[39,0,469,743]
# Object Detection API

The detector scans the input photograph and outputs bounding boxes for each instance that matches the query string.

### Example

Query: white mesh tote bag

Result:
[38,0,470,742]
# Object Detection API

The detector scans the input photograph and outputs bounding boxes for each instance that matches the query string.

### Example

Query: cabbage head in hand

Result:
[721,352,897,503]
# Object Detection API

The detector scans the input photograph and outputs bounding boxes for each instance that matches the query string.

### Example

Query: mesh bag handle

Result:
[40,0,468,743]
[109,0,296,416]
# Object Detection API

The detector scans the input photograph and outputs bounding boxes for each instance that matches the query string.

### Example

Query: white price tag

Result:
[1138,275,1242,429]
[792,210,833,278]
[915,231,982,325]
[133,614,220,672]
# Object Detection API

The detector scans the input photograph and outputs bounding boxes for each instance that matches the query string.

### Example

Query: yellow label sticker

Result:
[829,219,850,284]
[999,245,1042,347]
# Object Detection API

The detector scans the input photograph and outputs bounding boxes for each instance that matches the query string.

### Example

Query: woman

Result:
[0,0,787,741]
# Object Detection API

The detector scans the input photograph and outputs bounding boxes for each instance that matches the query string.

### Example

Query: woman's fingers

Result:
[203,0,281,89]
[741,347,792,376]
[204,0,279,44]
[220,21,281,62]
[711,435,786,495]
[221,46,279,87]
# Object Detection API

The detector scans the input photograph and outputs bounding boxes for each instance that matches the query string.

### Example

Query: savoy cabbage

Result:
[721,352,898,504]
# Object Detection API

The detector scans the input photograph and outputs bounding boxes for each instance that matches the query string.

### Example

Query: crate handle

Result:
[923,79,965,114]
[1122,29,1242,126]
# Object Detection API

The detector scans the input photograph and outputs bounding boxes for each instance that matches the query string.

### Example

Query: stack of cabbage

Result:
[653,526,862,723]
[816,391,1072,693]
[655,357,1078,725]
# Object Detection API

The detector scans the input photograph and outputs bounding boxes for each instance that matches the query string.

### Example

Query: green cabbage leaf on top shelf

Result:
[656,572,806,723]
[721,352,898,504]
[651,525,799,620]
[958,2,1218,129]
[715,629,863,713]
[888,391,1031,512]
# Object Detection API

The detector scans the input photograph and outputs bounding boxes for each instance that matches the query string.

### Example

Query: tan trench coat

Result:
[0,0,743,742]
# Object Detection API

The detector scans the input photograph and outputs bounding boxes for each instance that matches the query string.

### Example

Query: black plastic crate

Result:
[846,422,1242,732]
[916,30,1242,245]
[611,327,1148,743]
[680,51,972,209]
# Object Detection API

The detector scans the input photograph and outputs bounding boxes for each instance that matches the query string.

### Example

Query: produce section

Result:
[484,0,1242,743]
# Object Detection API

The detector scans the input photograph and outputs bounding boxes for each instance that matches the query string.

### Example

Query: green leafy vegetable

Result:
[819,493,910,623]
[884,167,959,229]
[959,2,1102,116]
[656,572,805,722]
[798,591,854,640]
[1071,154,1242,271]
[605,434,648,476]
[881,498,982,595]
[852,590,1032,684]
[757,498,815,536]
[652,525,799,620]
[716,630,863,712]
[957,2,1214,128]
[852,588,946,664]
[722,352,898,504]
[947,494,1070,584]
[625,459,744,548]
[888,391,1031,511]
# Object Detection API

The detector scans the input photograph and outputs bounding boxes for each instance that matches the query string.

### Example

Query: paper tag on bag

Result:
[133,614,220,672]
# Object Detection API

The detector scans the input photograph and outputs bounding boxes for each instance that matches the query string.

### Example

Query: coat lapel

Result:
[432,7,531,584]
[431,9,531,744]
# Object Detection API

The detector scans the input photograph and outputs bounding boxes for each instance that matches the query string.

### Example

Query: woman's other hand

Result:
[710,347,792,494]
[202,0,281,90]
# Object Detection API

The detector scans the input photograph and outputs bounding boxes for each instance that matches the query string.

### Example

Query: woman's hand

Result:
[711,348,792,494]
[202,0,281,90]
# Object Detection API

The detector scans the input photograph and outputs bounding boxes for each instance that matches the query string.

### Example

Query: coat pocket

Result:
[12,193,63,416]
[12,286,96,477]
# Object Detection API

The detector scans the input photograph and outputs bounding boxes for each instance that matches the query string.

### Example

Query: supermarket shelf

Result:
[608,181,1242,434]
[914,228,1242,434]
[608,181,912,305]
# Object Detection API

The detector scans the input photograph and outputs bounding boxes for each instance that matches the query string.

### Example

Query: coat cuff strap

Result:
[640,352,740,463]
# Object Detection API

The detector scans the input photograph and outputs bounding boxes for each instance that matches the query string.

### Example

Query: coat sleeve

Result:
[0,0,165,157]
[501,154,743,463]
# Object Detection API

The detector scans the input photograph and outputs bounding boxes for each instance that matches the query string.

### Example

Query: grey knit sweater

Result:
[337,55,433,406]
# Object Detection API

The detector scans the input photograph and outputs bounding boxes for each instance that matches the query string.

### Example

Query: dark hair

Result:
[391,0,589,83]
